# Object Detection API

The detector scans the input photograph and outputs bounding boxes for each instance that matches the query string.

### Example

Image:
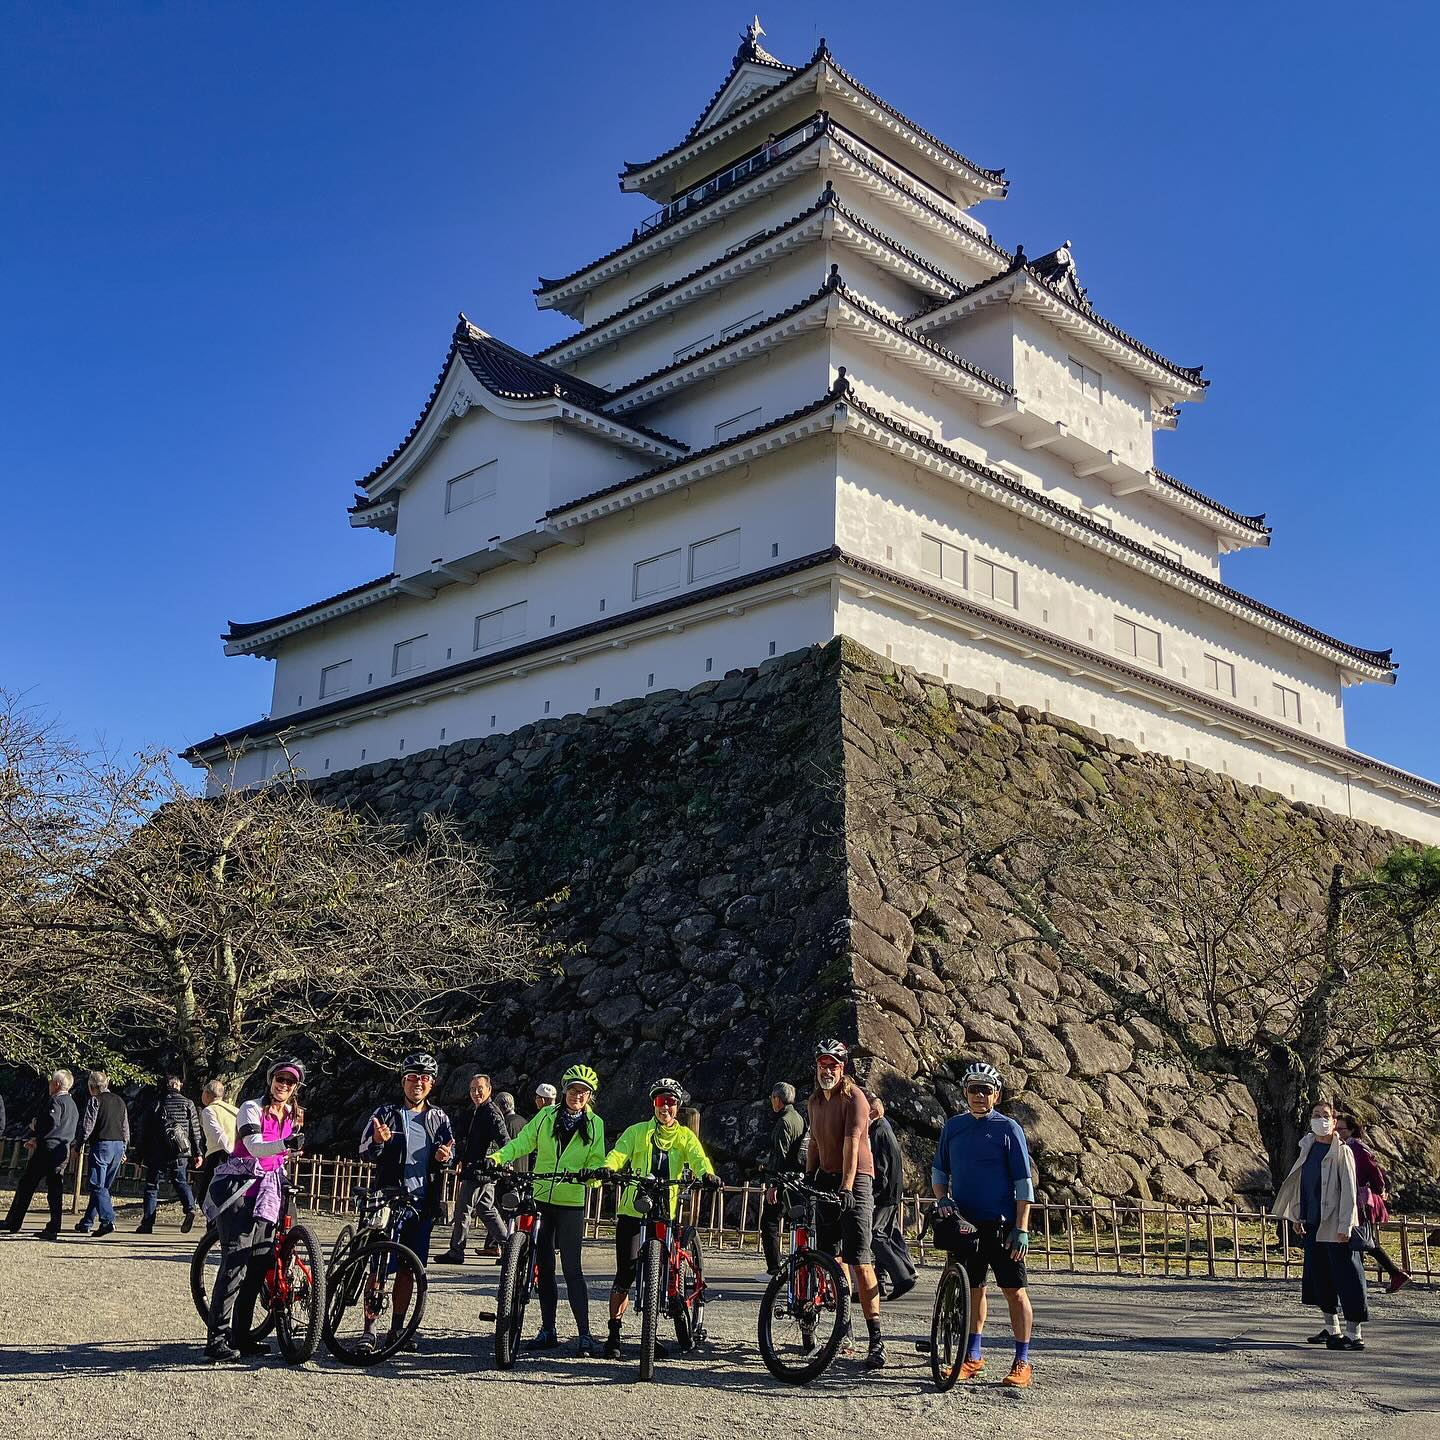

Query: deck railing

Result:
[7,1140,1433,1286]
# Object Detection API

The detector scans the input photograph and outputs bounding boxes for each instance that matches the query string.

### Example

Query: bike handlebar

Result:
[762,1171,848,1206]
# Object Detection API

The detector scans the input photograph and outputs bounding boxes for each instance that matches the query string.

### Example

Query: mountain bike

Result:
[602,1170,709,1382]
[922,1205,978,1391]
[756,1172,851,1384]
[322,1186,429,1365]
[489,1167,597,1370]
[188,1162,325,1363]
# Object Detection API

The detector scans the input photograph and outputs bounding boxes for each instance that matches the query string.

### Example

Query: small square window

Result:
[475,600,527,651]
[1068,355,1102,403]
[1273,684,1302,723]
[633,549,682,599]
[1114,616,1161,666]
[320,660,352,699]
[445,459,497,513]
[689,529,740,583]
[392,635,427,676]
[921,534,965,584]
[974,556,1018,607]
[1204,655,1236,696]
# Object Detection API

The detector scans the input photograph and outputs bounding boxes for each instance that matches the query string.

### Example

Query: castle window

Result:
[392,635,427,676]
[445,459,497,513]
[689,529,740,582]
[320,660,352,698]
[1068,355,1102,403]
[633,548,682,599]
[474,600,527,651]
[1114,616,1161,666]
[714,408,762,444]
[1273,684,1302,723]
[673,333,715,364]
[974,556,1018,607]
[920,534,965,585]
[1204,654,1236,697]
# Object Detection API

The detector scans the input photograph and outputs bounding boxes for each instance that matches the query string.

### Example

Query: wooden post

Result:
[1111,1200,1122,1274]
[1138,1202,1148,1277]
[1203,1208,1216,1279]
[1423,1215,1433,1284]
[1260,1207,1270,1279]
[1065,1202,1076,1272]
[1230,1207,1241,1279]
[1183,1208,1192,1278]
[1041,1202,1052,1272]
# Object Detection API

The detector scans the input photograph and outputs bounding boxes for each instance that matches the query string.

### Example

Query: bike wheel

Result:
[638,1236,663,1382]
[757,1249,850,1384]
[494,1230,532,1370]
[322,1240,427,1366]
[189,1226,275,1343]
[328,1223,354,1276]
[929,1261,971,1391]
[275,1223,326,1364]
[672,1226,705,1352]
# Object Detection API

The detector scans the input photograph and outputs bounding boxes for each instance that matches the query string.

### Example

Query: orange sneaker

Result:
[1002,1360,1033,1388]
[958,1357,985,1380]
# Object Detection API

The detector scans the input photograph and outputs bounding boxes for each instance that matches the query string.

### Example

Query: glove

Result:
[1006,1226,1029,1256]
[702,1171,723,1189]
[935,1199,957,1218]
[285,1132,306,1151]
[834,1188,857,1213]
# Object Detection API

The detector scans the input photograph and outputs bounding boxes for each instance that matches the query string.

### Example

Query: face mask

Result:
[817,1070,839,1091]
[1311,1117,1335,1136]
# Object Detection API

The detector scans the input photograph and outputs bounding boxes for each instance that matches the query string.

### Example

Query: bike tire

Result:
[275,1223,326,1364]
[757,1250,850,1385]
[638,1236,663,1382]
[328,1223,354,1276]
[929,1261,971,1392]
[494,1230,532,1370]
[188,1226,275,1343]
[672,1226,705,1352]
[321,1239,427,1366]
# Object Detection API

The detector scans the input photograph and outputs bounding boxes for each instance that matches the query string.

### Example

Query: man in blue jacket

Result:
[931,1061,1035,1388]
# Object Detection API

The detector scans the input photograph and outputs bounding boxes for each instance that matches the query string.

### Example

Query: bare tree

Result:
[1,691,542,1088]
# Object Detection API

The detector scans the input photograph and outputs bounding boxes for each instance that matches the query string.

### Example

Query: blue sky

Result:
[3,2,1437,781]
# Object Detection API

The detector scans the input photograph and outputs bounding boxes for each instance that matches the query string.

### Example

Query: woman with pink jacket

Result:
[1337,1114,1410,1293]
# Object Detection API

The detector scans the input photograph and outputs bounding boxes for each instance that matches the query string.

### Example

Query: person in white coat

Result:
[1273,1099,1368,1350]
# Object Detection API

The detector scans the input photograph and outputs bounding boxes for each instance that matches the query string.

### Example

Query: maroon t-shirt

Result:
[806,1083,873,1179]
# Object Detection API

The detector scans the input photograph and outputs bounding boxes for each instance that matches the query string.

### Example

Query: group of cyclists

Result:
[198,1040,1038,1388]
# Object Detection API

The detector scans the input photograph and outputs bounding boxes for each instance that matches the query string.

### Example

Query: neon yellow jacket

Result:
[491,1105,606,1208]
[604,1118,714,1220]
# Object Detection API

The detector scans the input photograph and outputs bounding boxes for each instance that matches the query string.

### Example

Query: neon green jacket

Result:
[604,1118,714,1220]
[491,1105,606,1208]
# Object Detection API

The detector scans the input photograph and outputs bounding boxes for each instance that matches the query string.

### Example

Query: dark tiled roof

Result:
[358,318,686,490]
[912,259,1206,391]
[681,35,799,142]
[847,397,1391,671]
[225,574,396,642]
[1151,468,1269,536]
[602,271,1012,405]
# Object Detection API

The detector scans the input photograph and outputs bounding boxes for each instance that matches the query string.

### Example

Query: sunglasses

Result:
[965,1085,997,1096]
[272,1076,299,1088]
[653,1096,679,1108]
[403,1073,434,1083]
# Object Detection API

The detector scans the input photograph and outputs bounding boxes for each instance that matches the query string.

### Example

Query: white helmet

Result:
[961,1061,1002,1090]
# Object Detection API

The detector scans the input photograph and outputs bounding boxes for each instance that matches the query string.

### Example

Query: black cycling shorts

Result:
[954,1218,1027,1291]
[812,1171,875,1267]
[612,1214,645,1293]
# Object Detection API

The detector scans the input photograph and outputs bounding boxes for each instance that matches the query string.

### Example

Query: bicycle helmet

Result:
[961,1061,1002,1090]
[266,1058,305,1086]
[561,1062,599,1094]
[814,1039,849,1063]
[649,1077,686,1104]
[401,1052,439,1077]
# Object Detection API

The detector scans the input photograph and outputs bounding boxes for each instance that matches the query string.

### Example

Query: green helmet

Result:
[561,1063,599,1095]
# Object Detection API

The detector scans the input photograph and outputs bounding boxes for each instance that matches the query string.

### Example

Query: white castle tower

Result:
[187,23,1440,841]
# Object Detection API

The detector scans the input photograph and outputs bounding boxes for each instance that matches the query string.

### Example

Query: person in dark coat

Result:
[136,1075,204,1234]
[496,1091,529,1172]
[4,1069,80,1238]
[869,1097,918,1301]
[435,1072,511,1263]
[758,1081,807,1278]
[75,1070,130,1236]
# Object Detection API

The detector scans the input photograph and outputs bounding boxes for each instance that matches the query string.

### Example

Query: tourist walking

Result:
[435,1072,510,1264]
[490,1062,606,1355]
[75,1071,129,1236]
[806,1039,886,1370]
[4,1069,79,1238]
[136,1075,203,1233]
[1274,1100,1368,1350]
[534,1082,557,1113]
[931,1060,1036,1387]
[758,1081,806,1279]
[198,1079,239,1202]
[202,1059,306,1362]
[496,1091,528,1172]
[1337,1115,1410,1293]
[868,1097,917,1301]
[357,1053,455,1352]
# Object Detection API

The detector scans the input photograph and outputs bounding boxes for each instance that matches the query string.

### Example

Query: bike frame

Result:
[628,1177,703,1320]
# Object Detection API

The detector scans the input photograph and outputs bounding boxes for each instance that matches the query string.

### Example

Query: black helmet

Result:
[649,1077,687,1104]
[401,1052,439,1078]
[814,1039,849,1063]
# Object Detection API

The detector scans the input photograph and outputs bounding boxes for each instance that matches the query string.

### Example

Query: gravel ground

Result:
[1,1202,1436,1440]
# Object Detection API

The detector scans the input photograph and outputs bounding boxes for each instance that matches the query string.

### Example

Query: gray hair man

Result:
[75,1070,131,1237]
[758,1081,806,1279]
[436,1072,510,1264]
[4,1070,80,1237]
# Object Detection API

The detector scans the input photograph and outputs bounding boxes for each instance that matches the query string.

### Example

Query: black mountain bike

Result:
[188,1163,325,1363]
[489,1167,596,1370]
[923,1206,978,1391]
[602,1171,709,1382]
[756,1172,850,1384]
[322,1186,429,1365]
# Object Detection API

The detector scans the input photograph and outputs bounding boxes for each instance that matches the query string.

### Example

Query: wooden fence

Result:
[5,1141,1433,1285]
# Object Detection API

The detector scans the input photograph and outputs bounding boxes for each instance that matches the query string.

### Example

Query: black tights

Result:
[535,1202,589,1336]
